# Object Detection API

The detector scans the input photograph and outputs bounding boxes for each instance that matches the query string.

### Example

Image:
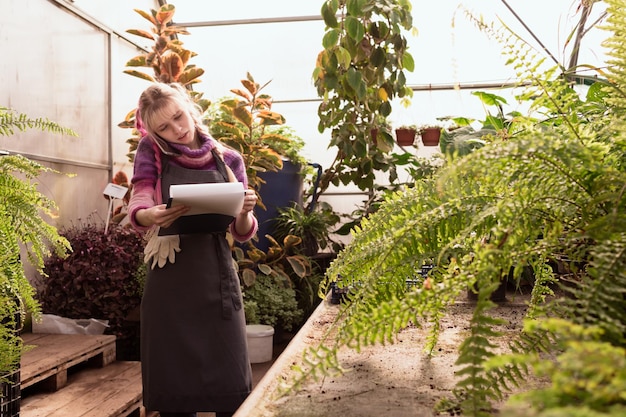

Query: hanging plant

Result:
[394,124,417,147]
[418,125,441,146]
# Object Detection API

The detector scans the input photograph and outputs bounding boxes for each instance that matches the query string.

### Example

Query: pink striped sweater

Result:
[128,132,257,242]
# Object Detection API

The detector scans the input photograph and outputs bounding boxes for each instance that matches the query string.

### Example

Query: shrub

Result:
[234,234,310,332]
[243,273,303,334]
[39,221,145,360]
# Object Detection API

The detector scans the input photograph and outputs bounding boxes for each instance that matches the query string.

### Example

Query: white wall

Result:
[0,0,158,228]
[70,0,160,177]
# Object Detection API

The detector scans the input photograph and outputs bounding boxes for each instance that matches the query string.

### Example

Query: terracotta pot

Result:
[420,127,441,146]
[370,128,378,145]
[395,128,416,146]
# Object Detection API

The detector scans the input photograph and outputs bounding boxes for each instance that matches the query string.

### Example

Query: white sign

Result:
[103,183,128,200]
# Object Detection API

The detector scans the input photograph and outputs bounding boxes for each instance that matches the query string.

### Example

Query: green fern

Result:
[501,320,626,416]
[300,129,625,416]
[0,109,73,374]
[283,3,626,416]
[454,292,506,417]
[0,106,78,137]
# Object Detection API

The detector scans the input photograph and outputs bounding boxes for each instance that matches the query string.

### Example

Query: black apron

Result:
[141,150,251,413]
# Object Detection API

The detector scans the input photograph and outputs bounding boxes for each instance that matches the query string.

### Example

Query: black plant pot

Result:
[330,280,361,305]
[312,252,337,276]
[1,309,22,417]
[467,276,508,302]
[0,369,20,417]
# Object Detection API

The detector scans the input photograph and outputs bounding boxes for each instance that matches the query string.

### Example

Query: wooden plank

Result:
[40,370,67,393]
[21,361,142,417]
[21,333,116,390]
[65,361,143,417]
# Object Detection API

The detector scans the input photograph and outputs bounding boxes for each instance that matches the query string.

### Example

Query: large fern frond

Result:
[0,106,78,137]
[0,155,70,312]
[283,3,626,417]
[0,108,72,374]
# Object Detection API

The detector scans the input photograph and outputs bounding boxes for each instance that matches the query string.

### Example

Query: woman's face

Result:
[151,101,197,148]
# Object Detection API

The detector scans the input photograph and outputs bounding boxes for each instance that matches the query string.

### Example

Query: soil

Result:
[235,289,540,417]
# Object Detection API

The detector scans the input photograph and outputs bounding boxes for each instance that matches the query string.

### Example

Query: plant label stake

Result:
[103,183,128,234]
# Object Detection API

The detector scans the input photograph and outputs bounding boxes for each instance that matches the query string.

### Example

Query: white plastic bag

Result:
[32,314,109,335]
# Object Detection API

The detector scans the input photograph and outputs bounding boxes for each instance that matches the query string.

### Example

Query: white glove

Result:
[144,228,181,269]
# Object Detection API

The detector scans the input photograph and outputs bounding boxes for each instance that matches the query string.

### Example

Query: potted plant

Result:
[105,170,132,227]
[234,235,308,339]
[370,114,392,145]
[208,73,287,198]
[439,124,489,157]
[208,74,305,251]
[209,93,335,323]
[438,91,521,157]
[418,124,442,146]
[273,201,341,257]
[0,107,74,408]
[242,273,303,335]
[394,124,418,147]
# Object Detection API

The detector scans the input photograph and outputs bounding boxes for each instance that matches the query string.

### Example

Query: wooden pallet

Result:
[21,333,117,391]
[20,361,143,417]
[19,332,144,417]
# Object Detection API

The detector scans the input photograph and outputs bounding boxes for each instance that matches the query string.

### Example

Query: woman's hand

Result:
[240,189,258,214]
[233,189,258,237]
[136,204,190,228]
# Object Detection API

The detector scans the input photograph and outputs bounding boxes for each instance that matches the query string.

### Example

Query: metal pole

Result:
[175,15,325,28]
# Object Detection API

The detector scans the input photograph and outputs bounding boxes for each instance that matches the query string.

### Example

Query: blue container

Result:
[255,159,303,252]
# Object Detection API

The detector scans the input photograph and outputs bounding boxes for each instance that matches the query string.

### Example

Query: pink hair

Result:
[135,106,148,138]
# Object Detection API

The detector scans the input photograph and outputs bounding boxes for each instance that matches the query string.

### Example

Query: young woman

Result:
[128,82,258,417]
